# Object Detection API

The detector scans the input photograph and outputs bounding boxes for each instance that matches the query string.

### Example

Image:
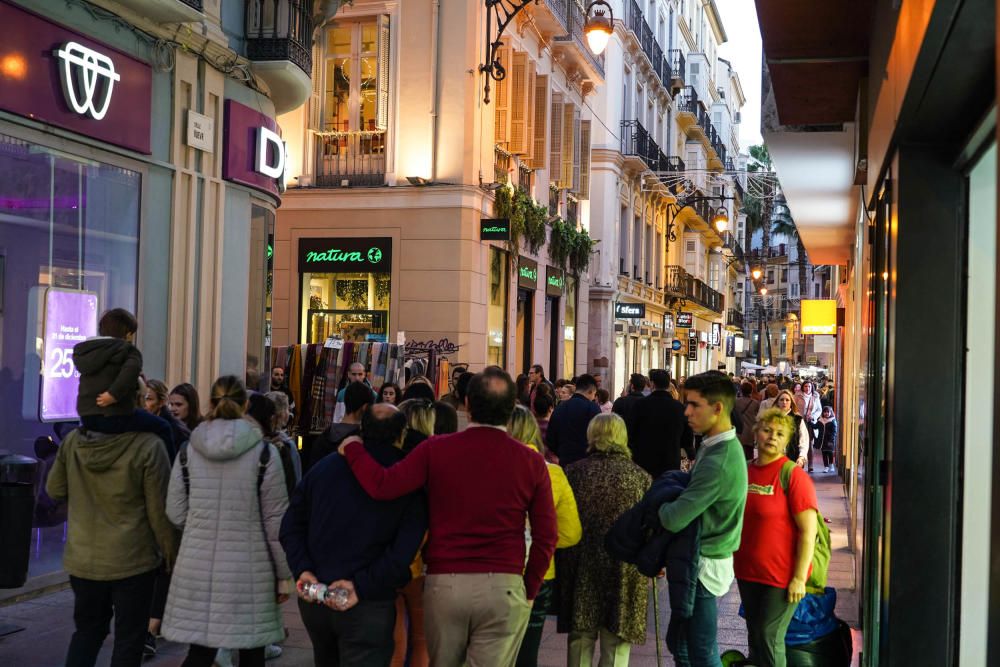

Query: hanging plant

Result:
[547,217,574,270]
[494,185,523,261]
[569,228,596,276]
[521,191,548,254]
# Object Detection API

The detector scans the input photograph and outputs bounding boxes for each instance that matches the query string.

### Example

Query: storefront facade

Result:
[0,0,283,463]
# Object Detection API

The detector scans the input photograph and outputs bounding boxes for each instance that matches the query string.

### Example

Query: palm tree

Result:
[770,201,808,308]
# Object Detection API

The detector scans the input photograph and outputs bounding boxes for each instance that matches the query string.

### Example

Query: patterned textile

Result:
[556,452,652,643]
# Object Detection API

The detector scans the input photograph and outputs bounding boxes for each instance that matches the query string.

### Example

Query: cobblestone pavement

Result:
[0,472,858,666]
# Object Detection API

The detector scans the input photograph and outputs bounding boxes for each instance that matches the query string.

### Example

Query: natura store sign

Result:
[298,237,393,273]
[0,0,152,153]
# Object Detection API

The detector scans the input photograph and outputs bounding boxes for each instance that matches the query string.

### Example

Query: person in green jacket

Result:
[659,371,748,667]
[46,426,177,667]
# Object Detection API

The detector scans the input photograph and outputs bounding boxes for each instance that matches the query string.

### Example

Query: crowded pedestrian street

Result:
[1,0,998,666]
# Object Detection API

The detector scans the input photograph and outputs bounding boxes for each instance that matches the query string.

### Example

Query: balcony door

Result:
[317,16,389,186]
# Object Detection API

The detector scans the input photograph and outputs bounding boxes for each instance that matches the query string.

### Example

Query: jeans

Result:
[666,580,722,667]
[182,645,264,667]
[515,579,554,667]
[299,597,397,666]
[737,580,799,667]
[66,569,157,667]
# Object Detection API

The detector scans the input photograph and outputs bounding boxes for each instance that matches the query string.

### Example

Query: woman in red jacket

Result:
[735,408,819,667]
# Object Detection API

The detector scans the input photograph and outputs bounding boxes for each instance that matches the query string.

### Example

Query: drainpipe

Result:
[430,0,441,181]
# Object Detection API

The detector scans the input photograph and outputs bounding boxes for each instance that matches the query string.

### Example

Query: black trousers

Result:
[183,645,265,667]
[66,569,157,667]
[299,597,396,666]
[737,579,799,667]
[515,579,554,667]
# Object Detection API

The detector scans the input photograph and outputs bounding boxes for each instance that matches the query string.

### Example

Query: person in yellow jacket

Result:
[508,405,583,667]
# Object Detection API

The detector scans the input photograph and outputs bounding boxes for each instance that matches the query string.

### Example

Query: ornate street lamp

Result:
[480,1,614,103]
[665,194,734,242]
[711,207,729,233]
[751,267,762,280]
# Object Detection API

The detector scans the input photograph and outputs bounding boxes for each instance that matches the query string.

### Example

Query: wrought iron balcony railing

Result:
[666,265,724,313]
[669,50,686,85]
[621,119,660,169]
[314,130,386,187]
[245,0,313,76]
[726,308,745,330]
[494,144,511,185]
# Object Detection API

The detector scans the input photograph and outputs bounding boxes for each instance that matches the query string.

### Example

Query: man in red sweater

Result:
[339,369,557,667]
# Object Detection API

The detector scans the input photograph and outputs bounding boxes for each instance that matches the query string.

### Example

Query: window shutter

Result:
[309,39,323,131]
[510,53,533,155]
[578,120,592,200]
[375,15,390,131]
[530,74,549,169]
[689,62,700,88]
[549,92,563,185]
[494,46,513,145]
[571,107,581,192]
[560,101,575,188]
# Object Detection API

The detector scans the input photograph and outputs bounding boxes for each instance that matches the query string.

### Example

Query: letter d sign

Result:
[256,127,286,179]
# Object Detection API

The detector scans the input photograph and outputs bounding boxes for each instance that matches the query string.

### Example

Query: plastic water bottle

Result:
[301,582,351,608]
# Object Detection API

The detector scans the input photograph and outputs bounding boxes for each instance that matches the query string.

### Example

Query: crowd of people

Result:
[49,307,840,667]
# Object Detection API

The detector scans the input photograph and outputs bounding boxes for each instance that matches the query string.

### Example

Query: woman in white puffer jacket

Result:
[162,375,293,667]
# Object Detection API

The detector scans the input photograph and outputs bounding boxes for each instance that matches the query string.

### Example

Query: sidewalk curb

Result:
[0,571,70,608]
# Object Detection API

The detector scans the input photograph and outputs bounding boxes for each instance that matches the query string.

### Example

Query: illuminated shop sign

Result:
[676,312,694,328]
[518,256,538,289]
[480,218,511,240]
[801,300,838,335]
[687,332,698,361]
[546,266,564,296]
[223,100,284,198]
[0,1,152,153]
[711,322,722,346]
[298,237,392,272]
[615,302,645,319]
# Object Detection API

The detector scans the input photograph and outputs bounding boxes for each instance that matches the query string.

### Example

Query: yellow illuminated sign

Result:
[801,300,837,335]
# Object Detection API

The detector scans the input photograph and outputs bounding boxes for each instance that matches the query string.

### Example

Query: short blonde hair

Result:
[755,408,796,444]
[586,413,631,456]
[398,398,435,437]
[508,405,545,451]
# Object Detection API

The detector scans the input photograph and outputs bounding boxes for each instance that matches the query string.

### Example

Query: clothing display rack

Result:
[270,338,405,435]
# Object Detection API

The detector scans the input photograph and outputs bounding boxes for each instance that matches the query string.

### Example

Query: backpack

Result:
[780,460,831,594]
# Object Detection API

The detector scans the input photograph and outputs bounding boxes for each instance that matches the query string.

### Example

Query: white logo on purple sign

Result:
[54,41,120,121]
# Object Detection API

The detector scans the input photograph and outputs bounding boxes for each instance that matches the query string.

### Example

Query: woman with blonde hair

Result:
[735,408,819,666]
[397,398,436,454]
[556,413,651,666]
[162,376,293,667]
[773,389,809,468]
[507,406,582,667]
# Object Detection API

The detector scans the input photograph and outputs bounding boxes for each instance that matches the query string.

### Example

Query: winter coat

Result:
[626,390,693,478]
[72,337,142,417]
[308,421,360,469]
[556,452,652,643]
[605,471,701,618]
[45,429,176,580]
[817,419,838,453]
[546,394,602,467]
[157,406,190,463]
[734,396,760,458]
[162,418,292,649]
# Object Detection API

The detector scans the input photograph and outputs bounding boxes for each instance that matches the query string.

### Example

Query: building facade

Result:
[586,0,747,395]
[0,0,306,456]
[274,0,602,379]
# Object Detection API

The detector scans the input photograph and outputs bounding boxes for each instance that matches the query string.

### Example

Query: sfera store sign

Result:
[676,312,694,328]
[615,302,645,319]
[0,0,152,153]
[298,237,392,272]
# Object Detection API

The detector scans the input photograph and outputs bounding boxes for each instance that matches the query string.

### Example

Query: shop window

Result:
[563,276,577,375]
[247,204,273,387]
[488,247,509,367]
[0,133,140,456]
[299,237,392,343]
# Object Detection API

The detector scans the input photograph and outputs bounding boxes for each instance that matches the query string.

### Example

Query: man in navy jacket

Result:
[280,403,427,665]
[545,374,602,466]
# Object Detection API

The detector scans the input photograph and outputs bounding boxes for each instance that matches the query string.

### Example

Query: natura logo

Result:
[367,248,383,263]
[54,41,120,121]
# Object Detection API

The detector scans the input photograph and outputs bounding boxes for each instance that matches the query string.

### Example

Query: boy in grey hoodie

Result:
[72,308,172,452]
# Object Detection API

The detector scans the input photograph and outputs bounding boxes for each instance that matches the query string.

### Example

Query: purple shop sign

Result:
[222,100,283,199]
[40,289,99,422]
[0,1,152,154]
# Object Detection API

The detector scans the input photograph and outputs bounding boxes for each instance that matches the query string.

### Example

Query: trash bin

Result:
[0,455,39,589]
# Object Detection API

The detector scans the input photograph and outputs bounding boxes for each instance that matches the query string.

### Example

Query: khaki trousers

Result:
[424,573,532,667]
[566,628,632,667]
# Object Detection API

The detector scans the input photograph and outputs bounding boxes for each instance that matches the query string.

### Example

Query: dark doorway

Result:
[546,296,559,379]
[515,288,534,375]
